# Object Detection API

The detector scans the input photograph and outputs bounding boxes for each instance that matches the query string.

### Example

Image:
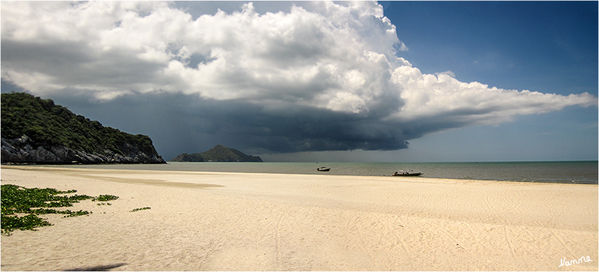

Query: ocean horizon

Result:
[35,160,598,184]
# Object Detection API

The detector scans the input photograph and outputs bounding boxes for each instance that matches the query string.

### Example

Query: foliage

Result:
[130,207,151,212]
[1,184,117,234]
[93,194,119,201]
[63,210,91,217]
[1,184,93,215]
[1,214,52,233]
[1,92,159,156]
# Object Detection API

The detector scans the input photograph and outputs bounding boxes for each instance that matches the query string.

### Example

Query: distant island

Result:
[172,145,263,162]
[1,92,165,164]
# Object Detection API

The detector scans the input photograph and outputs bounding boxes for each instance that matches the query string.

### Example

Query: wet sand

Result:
[1,166,597,270]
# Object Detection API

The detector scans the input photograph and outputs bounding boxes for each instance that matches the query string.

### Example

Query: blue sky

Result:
[1,1,597,162]
[379,1,598,162]
[384,1,597,94]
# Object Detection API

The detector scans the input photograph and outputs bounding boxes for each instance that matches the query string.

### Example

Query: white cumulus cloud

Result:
[1,1,595,152]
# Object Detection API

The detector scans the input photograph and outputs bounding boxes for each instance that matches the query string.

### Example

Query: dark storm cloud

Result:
[47,92,416,160]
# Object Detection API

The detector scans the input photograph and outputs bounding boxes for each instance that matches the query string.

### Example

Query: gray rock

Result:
[1,135,165,164]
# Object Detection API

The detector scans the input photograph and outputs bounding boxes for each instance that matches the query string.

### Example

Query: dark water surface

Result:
[36,161,598,184]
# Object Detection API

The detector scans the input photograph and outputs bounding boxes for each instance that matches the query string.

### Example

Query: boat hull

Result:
[393,173,422,177]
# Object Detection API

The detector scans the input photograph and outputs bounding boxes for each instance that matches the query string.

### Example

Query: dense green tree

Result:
[1,92,163,163]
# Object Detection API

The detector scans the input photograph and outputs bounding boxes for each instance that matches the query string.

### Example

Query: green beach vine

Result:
[1,184,118,234]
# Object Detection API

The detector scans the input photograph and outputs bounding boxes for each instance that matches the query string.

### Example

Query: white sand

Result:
[1,166,597,270]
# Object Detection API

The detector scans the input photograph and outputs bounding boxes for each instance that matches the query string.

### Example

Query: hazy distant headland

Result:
[172,145,263,162]
[1,92,165,164]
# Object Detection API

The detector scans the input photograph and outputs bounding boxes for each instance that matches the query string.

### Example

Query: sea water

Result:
[40,161,598,184]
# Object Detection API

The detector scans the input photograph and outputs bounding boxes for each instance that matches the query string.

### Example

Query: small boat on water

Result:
[317,167,331,172]
[393,170,422,177]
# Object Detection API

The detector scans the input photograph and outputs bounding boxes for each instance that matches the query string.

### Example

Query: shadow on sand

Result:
[64,262,127,271]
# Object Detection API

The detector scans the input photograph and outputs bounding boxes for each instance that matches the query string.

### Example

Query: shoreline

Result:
[1,166,597,270]
[3,164,597,185]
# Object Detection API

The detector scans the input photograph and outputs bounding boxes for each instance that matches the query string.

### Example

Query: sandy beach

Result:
[1,166,597,271]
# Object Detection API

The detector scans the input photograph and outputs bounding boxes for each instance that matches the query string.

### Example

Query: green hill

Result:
[1,92,165,164]
[172,145,262,162]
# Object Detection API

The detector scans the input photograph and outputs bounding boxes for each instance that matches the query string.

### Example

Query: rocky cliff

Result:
[1,92,165,164]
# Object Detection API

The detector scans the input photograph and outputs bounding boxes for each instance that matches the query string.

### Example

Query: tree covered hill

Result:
[172,145,263,162]
[1,92,165,164]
